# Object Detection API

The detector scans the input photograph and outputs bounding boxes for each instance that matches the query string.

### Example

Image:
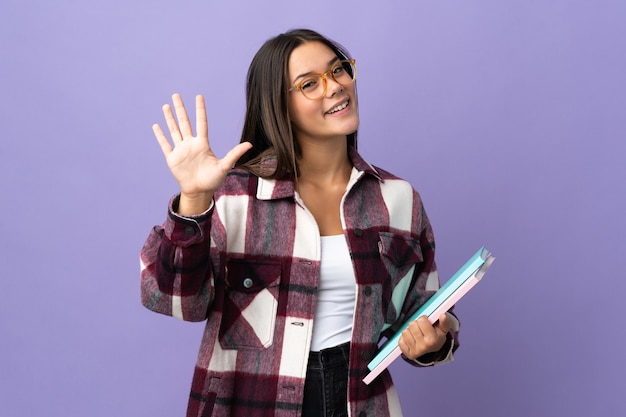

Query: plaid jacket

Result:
[140,148,459,417]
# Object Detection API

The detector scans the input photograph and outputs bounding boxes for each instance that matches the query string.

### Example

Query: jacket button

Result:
[184,226,195,236]
[359,412,366,417]
[354,228,363,237]
[364,286,372,296]
[242,278,254,289]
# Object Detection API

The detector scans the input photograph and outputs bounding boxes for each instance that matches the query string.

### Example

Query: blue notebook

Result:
[366,247,493,372]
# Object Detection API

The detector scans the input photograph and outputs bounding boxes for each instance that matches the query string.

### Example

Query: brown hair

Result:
[235,29,357,179]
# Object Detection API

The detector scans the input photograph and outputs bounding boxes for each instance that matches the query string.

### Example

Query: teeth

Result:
[328,101,348,114]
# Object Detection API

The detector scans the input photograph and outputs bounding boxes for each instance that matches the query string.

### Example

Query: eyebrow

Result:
[293,56,341,82]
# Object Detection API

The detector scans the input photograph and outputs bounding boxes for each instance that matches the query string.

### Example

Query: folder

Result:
[362,247,495,385]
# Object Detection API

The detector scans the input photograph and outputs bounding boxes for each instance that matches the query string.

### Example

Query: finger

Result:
[196,95,208,139]
[400,327,423,359]
[404,321,422,344]
[416,316,436,339]
[162,103,182,144]
[398,334,411,357]
[152,123,173,156]
[434,313,451,334]
[415,316,431,333]
[172,93,193,138]
[219,142,253,170]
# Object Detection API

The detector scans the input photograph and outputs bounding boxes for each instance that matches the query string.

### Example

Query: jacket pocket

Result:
[219,258,281,349]
[378,232,423,324]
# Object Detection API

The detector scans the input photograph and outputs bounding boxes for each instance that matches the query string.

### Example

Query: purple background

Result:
[1,1,624,416]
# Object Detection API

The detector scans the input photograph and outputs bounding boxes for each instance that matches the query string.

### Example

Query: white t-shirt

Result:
[310,234,357,351]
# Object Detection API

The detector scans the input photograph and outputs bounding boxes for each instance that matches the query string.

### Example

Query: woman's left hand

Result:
[398,313,451,360]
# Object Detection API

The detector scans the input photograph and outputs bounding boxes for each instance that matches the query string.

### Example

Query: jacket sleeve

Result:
[140,195,215,322]
[394,193,460,367]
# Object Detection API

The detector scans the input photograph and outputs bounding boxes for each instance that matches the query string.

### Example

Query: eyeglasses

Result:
[288,59,357,100]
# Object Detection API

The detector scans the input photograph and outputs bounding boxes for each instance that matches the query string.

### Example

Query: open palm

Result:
[152,94,251,201]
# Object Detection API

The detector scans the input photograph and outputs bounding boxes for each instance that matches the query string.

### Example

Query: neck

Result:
[297,136,352,185]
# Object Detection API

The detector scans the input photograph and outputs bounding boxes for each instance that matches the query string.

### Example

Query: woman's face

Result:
[287,41,359,145]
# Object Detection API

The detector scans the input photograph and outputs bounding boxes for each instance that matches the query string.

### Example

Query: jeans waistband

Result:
[308,342,350,367]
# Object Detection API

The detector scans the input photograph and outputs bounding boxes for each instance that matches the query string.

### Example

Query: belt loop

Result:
[340,342,350,364]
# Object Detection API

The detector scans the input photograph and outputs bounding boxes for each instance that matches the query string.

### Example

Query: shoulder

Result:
[367,164,423,202]
[370,164,403,181]
[351,148,420,197]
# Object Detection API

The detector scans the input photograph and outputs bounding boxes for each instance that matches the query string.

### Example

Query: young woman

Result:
[141,28,460,417]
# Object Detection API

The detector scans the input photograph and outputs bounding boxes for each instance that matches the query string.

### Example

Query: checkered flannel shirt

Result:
[140,148,459,417]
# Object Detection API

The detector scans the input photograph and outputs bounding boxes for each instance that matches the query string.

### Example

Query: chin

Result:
[344,117,360,135]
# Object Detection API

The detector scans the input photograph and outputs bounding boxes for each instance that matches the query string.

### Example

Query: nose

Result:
[324,76,343,97]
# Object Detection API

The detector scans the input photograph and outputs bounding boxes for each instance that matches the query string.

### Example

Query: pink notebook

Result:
[363,250,495,385]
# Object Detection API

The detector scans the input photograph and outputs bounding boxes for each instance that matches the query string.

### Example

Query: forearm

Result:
[400,201,460,366]
[140,195,215,321]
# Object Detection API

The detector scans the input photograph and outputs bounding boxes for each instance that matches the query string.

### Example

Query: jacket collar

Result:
[256,146,383,201]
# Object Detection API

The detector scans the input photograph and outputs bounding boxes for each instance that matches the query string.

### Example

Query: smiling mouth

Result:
[326,99,349,114]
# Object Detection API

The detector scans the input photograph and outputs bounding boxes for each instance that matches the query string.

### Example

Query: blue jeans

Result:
[301,342,350,417]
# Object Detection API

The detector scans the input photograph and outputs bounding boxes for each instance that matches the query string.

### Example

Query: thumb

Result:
[221,142,253,169]
[435,313,451,335]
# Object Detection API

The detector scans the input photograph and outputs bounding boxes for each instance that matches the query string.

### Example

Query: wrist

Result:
[178,192,213,216]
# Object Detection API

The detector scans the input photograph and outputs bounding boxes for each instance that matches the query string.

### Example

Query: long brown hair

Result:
[235,29,357,180]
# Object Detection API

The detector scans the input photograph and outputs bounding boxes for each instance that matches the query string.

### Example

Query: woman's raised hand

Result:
[152,94,252,215]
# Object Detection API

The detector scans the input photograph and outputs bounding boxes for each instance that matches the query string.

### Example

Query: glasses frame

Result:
[288,59,357,101]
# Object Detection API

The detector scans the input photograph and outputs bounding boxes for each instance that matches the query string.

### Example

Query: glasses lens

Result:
[300,75,325,100]
[333,60,356,85]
